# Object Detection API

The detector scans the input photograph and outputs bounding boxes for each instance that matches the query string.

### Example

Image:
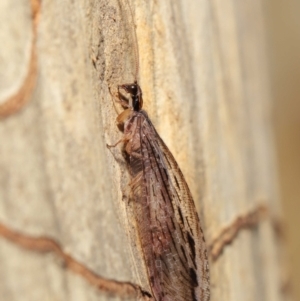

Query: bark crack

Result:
[0,0,40,118]
[0,222,153,300]
[208,204,269,261]
[0,204,277,298]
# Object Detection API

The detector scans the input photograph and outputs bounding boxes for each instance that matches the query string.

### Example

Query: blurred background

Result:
[264,0,300,300]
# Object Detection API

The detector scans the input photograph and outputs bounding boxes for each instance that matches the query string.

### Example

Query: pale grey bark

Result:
[0,0,285,301]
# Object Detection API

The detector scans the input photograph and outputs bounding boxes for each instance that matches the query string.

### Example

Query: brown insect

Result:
[108,2,210,300]
[108,81,210,301]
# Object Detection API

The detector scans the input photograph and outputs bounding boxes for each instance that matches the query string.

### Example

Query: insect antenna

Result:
[124,0,140,83]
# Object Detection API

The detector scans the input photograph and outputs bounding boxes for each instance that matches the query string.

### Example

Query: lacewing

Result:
[109,81,210,301]
[108,1,210,300]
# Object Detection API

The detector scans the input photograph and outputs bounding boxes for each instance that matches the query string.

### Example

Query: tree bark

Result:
[0,0,286,301]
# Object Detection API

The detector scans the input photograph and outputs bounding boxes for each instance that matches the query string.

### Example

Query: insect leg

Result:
[106,138,126,148]
[108,86,130,115]
[107,134,130,148]
[106,129,133,149]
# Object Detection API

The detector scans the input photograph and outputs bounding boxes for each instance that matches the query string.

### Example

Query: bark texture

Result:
[0,0,285,300]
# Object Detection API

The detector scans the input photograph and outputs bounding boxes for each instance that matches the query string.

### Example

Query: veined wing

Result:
[127,110,210,301]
